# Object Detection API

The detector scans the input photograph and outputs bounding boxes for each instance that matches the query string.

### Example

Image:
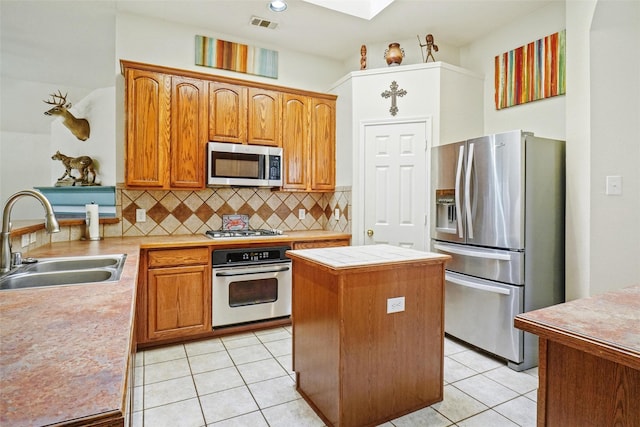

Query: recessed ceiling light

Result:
[269,1,287,12]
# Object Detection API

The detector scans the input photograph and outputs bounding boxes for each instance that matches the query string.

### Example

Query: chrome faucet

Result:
[1,190,60,273]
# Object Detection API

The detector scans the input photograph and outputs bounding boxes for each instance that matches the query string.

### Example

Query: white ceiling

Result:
[1,0,557,89]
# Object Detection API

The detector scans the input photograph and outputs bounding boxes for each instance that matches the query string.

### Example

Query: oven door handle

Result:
[215,265,291,277]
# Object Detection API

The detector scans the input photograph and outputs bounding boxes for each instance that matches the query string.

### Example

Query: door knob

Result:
[367,229,374,237]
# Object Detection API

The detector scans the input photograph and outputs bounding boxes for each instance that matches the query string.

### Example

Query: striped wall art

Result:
[195,35,278,79]
[495,30,566,110]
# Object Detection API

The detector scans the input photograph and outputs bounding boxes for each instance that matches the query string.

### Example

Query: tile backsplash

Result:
[11,186,351,251]
[118,185,351,237]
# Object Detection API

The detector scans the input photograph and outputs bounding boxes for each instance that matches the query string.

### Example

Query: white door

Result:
[363,120,429,249]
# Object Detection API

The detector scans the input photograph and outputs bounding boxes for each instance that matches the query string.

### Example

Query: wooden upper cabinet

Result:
[124,63,207,190]
[247,88,281,146]
[281,93,310,190]
[281,94,336,192]
[209,84,280,146]
[208,82,248,143]
[310,97,336,191]
[125,68,171,188]
[171,76,208,188]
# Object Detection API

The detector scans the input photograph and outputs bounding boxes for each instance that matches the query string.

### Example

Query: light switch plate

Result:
[21,234,30,248]
[298,209,306,220]
[387,296,405,314]
[334,208,340,220]
[605,175,622,195]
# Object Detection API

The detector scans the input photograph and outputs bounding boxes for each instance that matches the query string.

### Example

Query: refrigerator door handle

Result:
[455,145,465,238]
[446,272,511,295]
[465,143,475,239]
[434,243,512,261]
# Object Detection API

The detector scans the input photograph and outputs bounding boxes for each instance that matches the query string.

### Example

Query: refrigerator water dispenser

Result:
[435,189,457,234]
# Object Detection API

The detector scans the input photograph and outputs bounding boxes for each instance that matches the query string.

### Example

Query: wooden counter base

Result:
[289,246,449,427]
[515,285,640,427]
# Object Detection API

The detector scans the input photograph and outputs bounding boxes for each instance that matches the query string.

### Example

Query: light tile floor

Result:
[133,327,538,427]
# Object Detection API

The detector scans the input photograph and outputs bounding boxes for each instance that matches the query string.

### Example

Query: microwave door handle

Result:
[215,265,291,277]
[464,143,474,239]
[455,145,465,238]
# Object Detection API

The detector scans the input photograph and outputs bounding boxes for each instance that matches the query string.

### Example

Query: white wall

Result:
[116,12,346,94]
[588,0,640,296]
[459,2,566,140]
[565,0,597,299]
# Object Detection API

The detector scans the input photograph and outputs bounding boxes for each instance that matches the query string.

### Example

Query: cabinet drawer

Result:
[148,247,209,267]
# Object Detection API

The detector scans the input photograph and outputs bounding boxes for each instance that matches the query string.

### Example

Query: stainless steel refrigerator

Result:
[430,129,565,371]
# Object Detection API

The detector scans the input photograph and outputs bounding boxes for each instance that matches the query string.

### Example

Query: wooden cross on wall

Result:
[381,81,407,116]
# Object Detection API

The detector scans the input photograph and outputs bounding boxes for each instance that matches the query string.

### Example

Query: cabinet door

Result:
[148,264,211,341]
[248,88,281,146]
[310,98,336,191]
[125,69,171,188]
[171,76,208,188]
[281,94,309,190]
[209,82,247,143]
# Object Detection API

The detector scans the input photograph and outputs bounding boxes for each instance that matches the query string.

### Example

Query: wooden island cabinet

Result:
[287,244,450,427]
[515,286,640,427]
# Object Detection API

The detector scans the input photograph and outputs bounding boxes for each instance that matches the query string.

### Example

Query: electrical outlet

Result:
[21,234,30,248]
[298,209,306,220]
[136,209,147,222]
[387,296,405,314]
[334,208,340,220]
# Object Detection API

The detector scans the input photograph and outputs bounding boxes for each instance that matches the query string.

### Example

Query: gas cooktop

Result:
[205,229,285,239]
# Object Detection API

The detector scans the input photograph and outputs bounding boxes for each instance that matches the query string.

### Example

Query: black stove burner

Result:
[205,229,283,239]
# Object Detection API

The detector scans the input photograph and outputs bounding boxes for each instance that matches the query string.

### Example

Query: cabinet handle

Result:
[367,229,374,237]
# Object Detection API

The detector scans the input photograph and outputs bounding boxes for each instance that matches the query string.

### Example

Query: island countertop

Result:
[286,244,450,271]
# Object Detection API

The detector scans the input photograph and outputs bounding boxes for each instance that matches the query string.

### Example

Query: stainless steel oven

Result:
[211,246,291,327]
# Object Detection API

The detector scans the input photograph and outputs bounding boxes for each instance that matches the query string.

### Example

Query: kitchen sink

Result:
[26,255,124,273]
[0,254,127,291]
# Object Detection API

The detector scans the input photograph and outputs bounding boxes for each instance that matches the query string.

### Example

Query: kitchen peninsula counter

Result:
[287,245,450,427]
[1,230,349,426]
[515,285,640,426]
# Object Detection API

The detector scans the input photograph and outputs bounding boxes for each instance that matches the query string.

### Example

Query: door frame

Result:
[352,116,432,247]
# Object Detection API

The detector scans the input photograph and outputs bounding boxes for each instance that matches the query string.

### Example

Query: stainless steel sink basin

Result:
[0,254,127,291]
[27,255,123,273]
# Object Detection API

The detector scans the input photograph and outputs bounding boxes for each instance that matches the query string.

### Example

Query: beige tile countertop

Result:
[287,244,450,270]
[0,231,350,426]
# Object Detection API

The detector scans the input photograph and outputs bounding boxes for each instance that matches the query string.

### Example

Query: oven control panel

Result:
[212,246,291,267]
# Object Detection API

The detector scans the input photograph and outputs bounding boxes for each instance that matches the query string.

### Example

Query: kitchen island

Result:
[287,244,450,427]
[515,285,640,427]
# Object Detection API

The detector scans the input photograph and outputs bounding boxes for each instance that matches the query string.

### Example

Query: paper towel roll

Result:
[85,203,100,240]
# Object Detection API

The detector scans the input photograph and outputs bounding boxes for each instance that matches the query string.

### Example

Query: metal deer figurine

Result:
[43,91,90,141]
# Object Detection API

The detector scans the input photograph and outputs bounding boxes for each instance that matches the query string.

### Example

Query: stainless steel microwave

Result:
[207,142,283,187]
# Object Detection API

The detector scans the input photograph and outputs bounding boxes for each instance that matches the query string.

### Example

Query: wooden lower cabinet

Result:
[141,248,211,343]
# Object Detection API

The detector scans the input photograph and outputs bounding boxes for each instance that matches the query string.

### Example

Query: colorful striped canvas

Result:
[195,35,278,79]
[495,30,566,109]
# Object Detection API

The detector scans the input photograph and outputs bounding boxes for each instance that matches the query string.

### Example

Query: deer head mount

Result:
[44,91,90,141]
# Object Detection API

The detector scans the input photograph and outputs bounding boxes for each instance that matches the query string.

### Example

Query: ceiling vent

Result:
[250,16,278,29]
